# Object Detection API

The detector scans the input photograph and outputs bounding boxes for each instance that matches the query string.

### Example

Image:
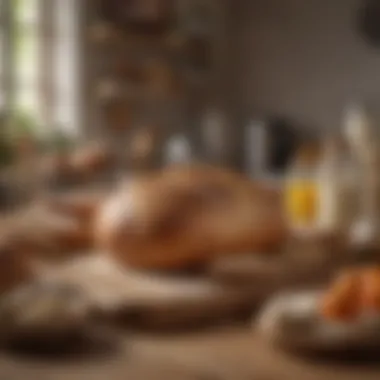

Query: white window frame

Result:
[0,0,83,137]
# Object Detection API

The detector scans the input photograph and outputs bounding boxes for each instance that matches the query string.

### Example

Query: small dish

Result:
[257,290,380,354]
[0,282,91,349]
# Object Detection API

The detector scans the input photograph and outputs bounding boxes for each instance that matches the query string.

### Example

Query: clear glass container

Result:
[284,143,320,235]
[316,137,356,235]
[344,105,380,251]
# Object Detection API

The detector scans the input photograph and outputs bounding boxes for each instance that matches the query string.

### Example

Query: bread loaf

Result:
[0,231,34,294]
[43,191,103,224]
[41,191,106,254]
[95,164,287,270]
[69,143,112,177]
[0,200,98,264]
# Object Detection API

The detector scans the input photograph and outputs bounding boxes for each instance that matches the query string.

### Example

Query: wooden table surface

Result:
[2,326,380,380]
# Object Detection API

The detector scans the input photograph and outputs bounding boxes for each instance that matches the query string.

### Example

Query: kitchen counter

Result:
[2,326,380,380]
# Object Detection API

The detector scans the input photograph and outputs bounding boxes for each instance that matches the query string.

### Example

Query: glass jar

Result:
[284,143,320,235]
[315,137,356,235]
[343,104,380,251]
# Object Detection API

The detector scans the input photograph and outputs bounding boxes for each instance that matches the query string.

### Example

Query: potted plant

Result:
[9,111,39,162]
[0,113,14,169]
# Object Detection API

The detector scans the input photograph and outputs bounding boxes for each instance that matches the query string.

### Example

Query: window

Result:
[54,0,81,137]
[0,0,82,137]
[14,0,40,126]
[0,0,11,112]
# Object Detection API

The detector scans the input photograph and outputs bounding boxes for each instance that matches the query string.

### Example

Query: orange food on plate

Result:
[321,266,380,321]
[320,269,363,321]
[361,267,380,311]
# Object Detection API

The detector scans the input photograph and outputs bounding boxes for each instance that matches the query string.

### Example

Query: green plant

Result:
[39,126,77,155]
[8,110,38,140]
[0,114,14,168]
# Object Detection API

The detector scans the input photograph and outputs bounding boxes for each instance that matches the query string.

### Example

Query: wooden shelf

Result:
[83,0,225,169]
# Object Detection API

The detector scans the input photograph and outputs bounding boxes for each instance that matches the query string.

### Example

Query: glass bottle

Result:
[315,136,356,235]
[202,109,226,164]
[344,105,380,250]
[343,104,374,162]
[284,142,320,235]
[245,120,268,179]
[164,133,192,165]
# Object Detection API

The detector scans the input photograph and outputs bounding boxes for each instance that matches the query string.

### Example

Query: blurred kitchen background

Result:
[2,0,379,181]
[1,1,380,378]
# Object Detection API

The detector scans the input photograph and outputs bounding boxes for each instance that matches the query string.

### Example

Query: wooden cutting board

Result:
[37,255,257,329]
[209,254,337,290]
[209,235,362,291]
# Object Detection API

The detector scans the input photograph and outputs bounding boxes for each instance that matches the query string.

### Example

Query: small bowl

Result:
[0,282,91,350]
[256,290,380,355]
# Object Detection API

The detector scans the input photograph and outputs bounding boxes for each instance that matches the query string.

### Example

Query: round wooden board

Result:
[38,255,257,329]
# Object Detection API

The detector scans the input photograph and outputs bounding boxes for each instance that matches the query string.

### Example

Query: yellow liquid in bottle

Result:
[285,180,318,228]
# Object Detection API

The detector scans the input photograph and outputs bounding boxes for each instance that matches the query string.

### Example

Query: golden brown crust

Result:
[40,192,106,254]
[41,191,107,255]
[40,143,113,184]
[69,143,112,177]
[0,195,100,264]
[43,191,103,224]
[95,164,287,270]
[0,233,34,293]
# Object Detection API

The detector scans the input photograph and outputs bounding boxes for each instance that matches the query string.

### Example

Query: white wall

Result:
[234,0,380,131]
